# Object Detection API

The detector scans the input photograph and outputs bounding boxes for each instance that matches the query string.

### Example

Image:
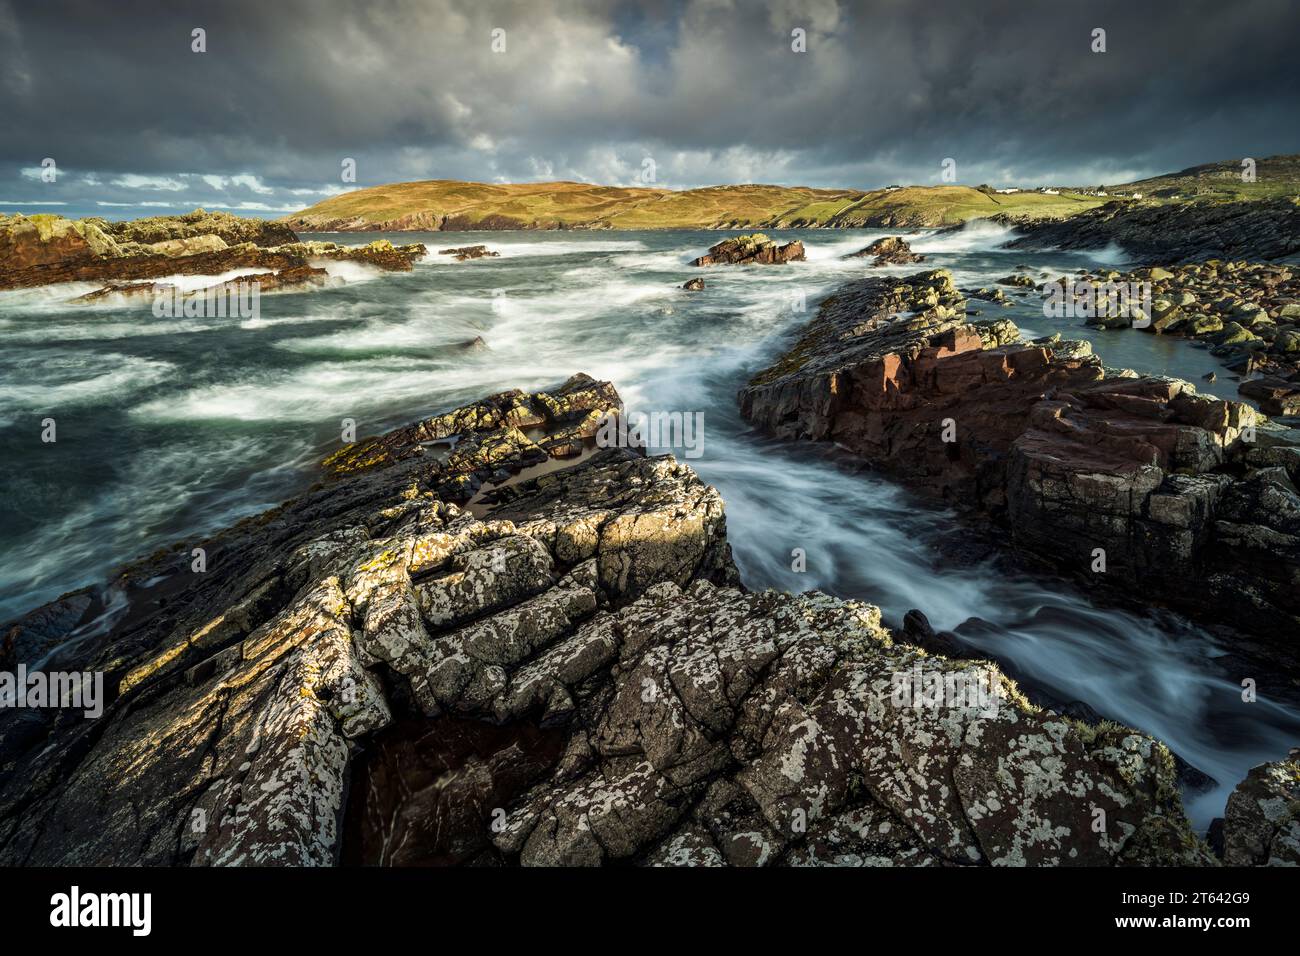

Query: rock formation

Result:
[0,210,426,291]
[438,245,500,261]
[843,236,925,266]
[0,373,1252,867]
[691,233,805,267]
[739,269,1300,644]
[998,197,1300,264]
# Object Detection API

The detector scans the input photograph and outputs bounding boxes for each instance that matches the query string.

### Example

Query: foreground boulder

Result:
[1221,750,1300,865]
[0,210,426,291]
[740,269,1300,644]
[0,374,1235,867]
[691,233,805,266]
[843,236,925,267]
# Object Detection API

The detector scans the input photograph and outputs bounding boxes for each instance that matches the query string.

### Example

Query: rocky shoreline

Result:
[1,372,1297,865]
[0,209,426,294]
[996,197,1300,264]
[739,269,1300,651]
[1053,261,1300,415]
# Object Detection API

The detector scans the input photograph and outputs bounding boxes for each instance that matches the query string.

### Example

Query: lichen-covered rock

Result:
[0,376,1238,868]
[0,376,735,865]
[488,583,1211,867]
[1222,751,1300,865]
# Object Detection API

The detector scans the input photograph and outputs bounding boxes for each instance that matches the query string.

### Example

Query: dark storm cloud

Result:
[2,0,1297,215]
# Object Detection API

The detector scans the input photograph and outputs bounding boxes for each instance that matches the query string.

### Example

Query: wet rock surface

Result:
[0,373,1259,867]
[691,232,806,266]
[740,269,1300,645]
[0,209,426,291]
[1046,261,1300,415]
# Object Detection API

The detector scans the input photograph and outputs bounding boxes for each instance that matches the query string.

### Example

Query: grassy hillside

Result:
[281,180,1105,231]
[1104,154,1300,202]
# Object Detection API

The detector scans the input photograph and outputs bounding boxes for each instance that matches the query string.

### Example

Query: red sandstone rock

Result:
[740,268,1300,643]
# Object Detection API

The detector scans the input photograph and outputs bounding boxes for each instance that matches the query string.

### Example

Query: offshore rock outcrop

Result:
[997,197,1300,264]
[438,245,499,261]
[691,233,806,266]
[0,210,426,291]
[843,236,925,267]
[739,269,1300,644]
[0,375,1233,867]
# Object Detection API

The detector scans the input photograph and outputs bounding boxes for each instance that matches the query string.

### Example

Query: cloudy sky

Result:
[2,0,1297,219]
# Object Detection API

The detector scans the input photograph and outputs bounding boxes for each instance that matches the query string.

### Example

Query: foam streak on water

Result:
[1,226,1295,827]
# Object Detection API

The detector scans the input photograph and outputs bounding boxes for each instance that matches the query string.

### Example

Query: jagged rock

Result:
[740,269,1300,644]
[438,245,499,261]
[691,233,805,266]
[682,278,705,291]
[1221,751,1300,865]
[843,236,924,267]
[0,376,1225,868]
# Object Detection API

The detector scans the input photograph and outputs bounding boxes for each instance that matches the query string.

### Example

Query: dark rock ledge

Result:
[0,373,1290,866]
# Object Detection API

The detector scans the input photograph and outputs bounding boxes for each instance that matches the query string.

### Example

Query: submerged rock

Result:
[691,233,805,267]
[682,277,705,291]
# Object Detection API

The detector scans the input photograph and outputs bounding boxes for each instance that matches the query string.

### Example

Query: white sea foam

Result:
[909,219,1017,253]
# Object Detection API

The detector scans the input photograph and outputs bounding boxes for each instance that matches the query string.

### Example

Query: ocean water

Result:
[1,226,1296,828]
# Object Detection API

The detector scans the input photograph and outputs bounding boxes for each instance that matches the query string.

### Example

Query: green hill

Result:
[280,180,1103,232]
[1102,154,1300,202]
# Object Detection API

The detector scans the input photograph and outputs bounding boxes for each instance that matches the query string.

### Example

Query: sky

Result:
[2,0,1298,219]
